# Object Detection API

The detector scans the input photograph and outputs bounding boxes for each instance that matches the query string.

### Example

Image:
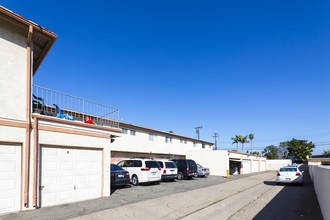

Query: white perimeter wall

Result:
[266,159,292,170]
[0,19,27,121]
[309,165,330,220]
[186,150,229,176]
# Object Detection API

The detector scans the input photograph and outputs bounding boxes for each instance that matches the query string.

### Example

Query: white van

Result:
[157,160,178,181]
[117,158,161,186]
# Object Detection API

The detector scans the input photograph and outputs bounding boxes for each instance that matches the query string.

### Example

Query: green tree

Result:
[231,135,240,151]
[251,151,260,156]
[238,135,249,152]
[322,150,330,155]
[262,145,279,159]
[280,139,315,162]
[249,134,254,152]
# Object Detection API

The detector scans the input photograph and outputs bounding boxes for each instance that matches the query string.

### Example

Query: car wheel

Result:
[177,172,184,180]
[132,175,139,186]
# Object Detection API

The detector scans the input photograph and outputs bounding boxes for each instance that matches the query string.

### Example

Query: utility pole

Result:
[194,126,202,139]
[213,133,219,150]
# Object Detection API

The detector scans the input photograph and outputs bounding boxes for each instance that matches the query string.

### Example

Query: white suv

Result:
[117,158,161,186]
[157,160,178,181]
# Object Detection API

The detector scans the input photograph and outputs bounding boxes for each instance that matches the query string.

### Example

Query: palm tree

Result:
[231,135,240,151]
[249,134,254,153]
[238,135,249,152]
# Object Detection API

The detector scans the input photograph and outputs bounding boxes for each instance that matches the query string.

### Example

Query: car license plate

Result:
[152,172,156,175]
[285,178,291,181]
[118,174,124,178]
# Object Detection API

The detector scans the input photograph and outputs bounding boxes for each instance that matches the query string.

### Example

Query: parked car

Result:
[196,164,210,177]
[275,166,304,186]
[157,160,178,181]
[110,164,130,187]
[117,158,161,186]
[170,159,197,180]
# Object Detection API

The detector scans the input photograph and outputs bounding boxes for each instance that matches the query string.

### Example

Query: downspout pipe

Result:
[24,25,33,208]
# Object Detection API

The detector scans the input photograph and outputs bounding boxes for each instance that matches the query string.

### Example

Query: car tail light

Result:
[125,172,129,178]
[296,172,301,176]
[141,167,150,171]
[163,169,166,174]
[186,168,190,172]
[158,167,161,171]
[111,173,115,179]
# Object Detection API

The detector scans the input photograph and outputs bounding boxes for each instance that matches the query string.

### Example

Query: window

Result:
[149,133,157,141]
[122,128,128,134]
[180,139,187,144]
[130,130,136,136]
[193,142,197,147]
[202,144,205,149]
[165,136,172,143]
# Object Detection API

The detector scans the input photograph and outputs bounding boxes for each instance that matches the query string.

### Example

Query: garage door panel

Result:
[0,198,16,212]
[41,147,102,207]
[0,144,21,214]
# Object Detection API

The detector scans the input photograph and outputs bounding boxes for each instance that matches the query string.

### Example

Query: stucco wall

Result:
[0,19,27,121]
[112,129,212,156]
[309,165,330,220]
[266,159,292,170]
[186,150,229,176]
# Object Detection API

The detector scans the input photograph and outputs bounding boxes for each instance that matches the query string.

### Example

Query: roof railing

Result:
[32,84,119,129]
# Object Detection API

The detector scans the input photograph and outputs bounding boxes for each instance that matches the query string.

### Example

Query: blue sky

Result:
[2,0,330,154]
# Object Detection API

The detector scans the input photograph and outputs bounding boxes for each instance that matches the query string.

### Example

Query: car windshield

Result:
[280,167,297,172]
[187,160,196,168]
[145,161,160,168]
[111,164,123,171]
[157,161,164,168]
[165,162,177,168]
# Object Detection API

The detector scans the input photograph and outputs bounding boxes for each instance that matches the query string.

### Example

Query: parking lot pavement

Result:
[70,172,277,220]
[0,173,260,220]
[3,171,321,220]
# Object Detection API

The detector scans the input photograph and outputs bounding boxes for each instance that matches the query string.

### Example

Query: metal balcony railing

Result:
[32,85,119,129]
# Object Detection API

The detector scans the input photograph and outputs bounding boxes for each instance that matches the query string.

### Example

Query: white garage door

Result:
[252,160,259,173]
[41,147,102,207]
[0,144,21,214]
[242,160,251,174]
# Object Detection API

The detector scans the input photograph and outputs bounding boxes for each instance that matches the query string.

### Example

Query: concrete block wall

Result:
[266,159,292,170]
[308,165,330,220]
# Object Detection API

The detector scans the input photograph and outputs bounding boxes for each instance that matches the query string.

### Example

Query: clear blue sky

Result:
[2,0,330,154]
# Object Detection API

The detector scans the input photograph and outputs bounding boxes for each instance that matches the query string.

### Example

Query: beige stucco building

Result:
[0,6,266,215]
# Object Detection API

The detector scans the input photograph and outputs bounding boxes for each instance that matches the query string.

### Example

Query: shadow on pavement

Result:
[254,164,323,220]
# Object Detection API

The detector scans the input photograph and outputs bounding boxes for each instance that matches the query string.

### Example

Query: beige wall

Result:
[186,150,229,176]
[309,165,330,220]
[266,159,292,170]
[112,128,213,156]
[0,19,28,122]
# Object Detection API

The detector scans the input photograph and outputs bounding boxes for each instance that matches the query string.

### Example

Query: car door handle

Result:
[74,185,76,190]
[39,186,45,190]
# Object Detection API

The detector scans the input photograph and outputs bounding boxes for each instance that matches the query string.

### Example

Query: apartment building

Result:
[0,6,214,214]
